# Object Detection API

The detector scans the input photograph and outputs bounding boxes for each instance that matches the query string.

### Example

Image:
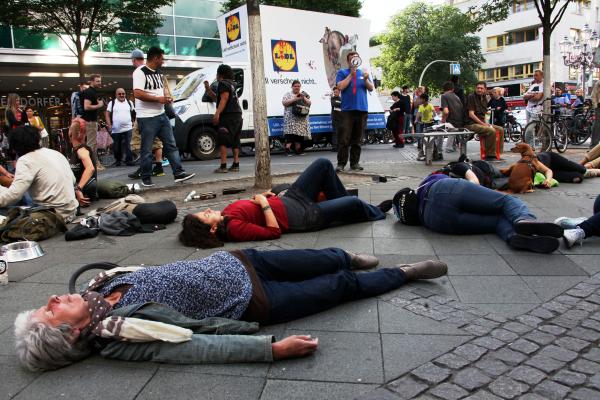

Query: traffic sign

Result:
[450,63,461,75]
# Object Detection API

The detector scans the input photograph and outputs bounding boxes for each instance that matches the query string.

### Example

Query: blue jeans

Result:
[242,247,406,324]
[290,158,385,225]
[137,114,184,179]
[579,194,600,238]
[422,178,536,242]
[403,113,412,134]
[111,129,133,164]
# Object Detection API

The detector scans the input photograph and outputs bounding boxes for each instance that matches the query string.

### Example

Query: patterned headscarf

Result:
[80,291,114,338]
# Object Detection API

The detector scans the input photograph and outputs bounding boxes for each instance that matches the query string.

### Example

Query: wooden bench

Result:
[402,127,474,165]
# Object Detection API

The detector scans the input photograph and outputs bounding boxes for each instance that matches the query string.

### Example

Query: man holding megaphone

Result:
[335,51,374,172]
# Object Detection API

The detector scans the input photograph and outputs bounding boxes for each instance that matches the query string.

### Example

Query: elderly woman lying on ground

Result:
[15,247,447,371]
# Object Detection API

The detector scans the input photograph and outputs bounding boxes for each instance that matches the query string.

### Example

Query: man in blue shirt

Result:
[335,51,374,171]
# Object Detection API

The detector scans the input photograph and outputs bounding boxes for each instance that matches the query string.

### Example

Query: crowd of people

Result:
[4,48,600,375]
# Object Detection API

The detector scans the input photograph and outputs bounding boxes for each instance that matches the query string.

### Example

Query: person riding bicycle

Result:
[488,87,507,126]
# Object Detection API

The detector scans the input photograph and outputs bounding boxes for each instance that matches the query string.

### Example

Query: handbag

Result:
[0,206,67,242]
[292,103,310,117]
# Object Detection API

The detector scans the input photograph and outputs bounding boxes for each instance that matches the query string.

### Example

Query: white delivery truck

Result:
[171,5,386,160]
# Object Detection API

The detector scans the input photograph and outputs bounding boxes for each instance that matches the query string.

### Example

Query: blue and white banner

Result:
[267,113,386,136]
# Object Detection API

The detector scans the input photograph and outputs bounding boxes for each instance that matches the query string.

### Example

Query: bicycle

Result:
[504,112,523,142]
[49,128,72,158]
[521,98,569,153]
[569,99,594,145]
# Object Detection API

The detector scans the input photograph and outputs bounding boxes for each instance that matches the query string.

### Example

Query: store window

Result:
[157,16,175,36]
[12,28,61,50]
[174,18,219,38]
[102,33,175,55]
[0,26,11,48]
[174,0,223,19]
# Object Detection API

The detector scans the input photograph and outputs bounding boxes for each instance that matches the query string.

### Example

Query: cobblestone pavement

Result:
[1,143,599,400]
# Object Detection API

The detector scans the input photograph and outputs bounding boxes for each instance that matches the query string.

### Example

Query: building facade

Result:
[452,0,599,102]
[0,0,225,130]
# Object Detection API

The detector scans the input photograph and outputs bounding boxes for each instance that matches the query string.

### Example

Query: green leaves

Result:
[220,0,362,17]
[376,2,488,94]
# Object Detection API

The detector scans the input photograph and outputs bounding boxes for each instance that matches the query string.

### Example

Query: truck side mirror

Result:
[242,99,248,110]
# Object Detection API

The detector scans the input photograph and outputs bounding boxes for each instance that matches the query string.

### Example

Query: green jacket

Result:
[98,302,274,364]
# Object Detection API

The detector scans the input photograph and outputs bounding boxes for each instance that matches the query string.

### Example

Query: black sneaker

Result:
[214,167,228,174]
[174,172,195,183]
[152,164,165,177]
[228,164,240,172]
[128,168,142,180]
[514,220,563,238]
[377,199,393,213]
[350,164,364,171]
[508,234,559,253]
[141,177,155,187]
[336,164,345,172]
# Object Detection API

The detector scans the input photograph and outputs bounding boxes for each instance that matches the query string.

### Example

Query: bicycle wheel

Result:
[509,122,522,142]
[554,120,569,153]
[522,121,551,152]
[573,114,592,145]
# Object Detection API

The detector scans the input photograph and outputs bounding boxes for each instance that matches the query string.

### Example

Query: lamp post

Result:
[560,24,600,95]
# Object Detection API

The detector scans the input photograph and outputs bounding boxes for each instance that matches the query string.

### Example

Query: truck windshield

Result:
[172,72,206,101]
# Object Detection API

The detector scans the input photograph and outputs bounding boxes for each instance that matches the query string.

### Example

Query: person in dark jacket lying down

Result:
[14,247,447,371]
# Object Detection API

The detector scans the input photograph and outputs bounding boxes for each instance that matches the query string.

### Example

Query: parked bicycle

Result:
[569,99,594,145]
[503,111,523,142]
[522,98,569,153]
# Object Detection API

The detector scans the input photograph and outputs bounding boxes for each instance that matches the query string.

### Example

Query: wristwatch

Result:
[262,205,271,212]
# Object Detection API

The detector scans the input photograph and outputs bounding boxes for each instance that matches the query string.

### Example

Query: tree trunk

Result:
[77,49,86,81]
[542,26,551,114]
[247,1,272,189]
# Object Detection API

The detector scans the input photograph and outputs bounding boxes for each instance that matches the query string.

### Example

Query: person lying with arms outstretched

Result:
[15,247,447,371]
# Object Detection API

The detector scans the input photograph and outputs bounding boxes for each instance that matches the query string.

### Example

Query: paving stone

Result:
[452,368,492,391]
[524,355,566,373]
[465,324,494,336]
[567,287,596,298]
[506,365,545,386]
[569,327,600,342]
[571,359,600,375]
[515,315,543,328]
[576,301,599,313]
[581,319,600,332]
[450,276,540,304]
[411,362,451,385]
[453,344,488,362]
[570,388,600,400]
[473,318,501,329]
[262,380,378,400]
[586,374,600,390]
[587,294,600,305]
[553,336,591,352]
[489,377,529,399]
[473,337,506,351]
[503,322,533,334]
[516,394,546,400]
[533,380,571,400]
[529,307,556,320]
[491,348,527,366]
[508,339,539,355]
[551,316,580,329]
[542,301,570,314]
[387,375,428,399]
[555,295,581,305]
[491,329,519,343]
[428,383,469,400]
[475,357,510,377]
[563,308,590,321]
[434,353,471,370]
[486,314,509,324]
[524,330,556,346]
[552,370,587,387]
[463,391,503,400]
[583,348,600,363]
[355,387,402,400]
[537,345,579,362]
[537,324,567,335]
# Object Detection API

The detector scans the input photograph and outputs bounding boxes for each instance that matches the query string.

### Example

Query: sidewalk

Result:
[1,143,599,399]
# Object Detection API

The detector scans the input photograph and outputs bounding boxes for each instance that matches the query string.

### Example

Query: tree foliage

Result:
[221,0,361,17]
[376,2,487,93]
[1,0,174,78]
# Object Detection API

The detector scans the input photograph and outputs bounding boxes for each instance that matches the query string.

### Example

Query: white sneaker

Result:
[563,228,586,248]
[554,216,587,230]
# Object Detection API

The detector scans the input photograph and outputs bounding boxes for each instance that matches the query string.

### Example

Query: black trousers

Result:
[538,152,586,183]
[337,111,367,167]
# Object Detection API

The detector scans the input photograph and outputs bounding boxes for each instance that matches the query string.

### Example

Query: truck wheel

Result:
[189,127,218,160]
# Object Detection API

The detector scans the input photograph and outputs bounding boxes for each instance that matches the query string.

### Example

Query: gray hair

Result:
[14,310,91,371]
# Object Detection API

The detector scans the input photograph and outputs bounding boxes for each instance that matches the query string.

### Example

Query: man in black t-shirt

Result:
[213,64,243,173]
[81,74,104,169]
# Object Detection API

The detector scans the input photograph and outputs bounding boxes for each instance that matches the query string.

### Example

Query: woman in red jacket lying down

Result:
[179,158,392,248]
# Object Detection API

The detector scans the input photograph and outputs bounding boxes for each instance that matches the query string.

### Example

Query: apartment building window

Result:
[478,62,542,83]
[573,0,591,14]
[507,28,538,44]
[487,35,505,50]
[513,0,535,13]
[570,28,581,43]
[569,67,578,80]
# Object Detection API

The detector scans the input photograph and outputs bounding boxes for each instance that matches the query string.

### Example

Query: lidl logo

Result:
[226,13,241,43]
[271,40,298,72]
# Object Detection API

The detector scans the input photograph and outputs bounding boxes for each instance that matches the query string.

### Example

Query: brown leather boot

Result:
[399,260,448,281]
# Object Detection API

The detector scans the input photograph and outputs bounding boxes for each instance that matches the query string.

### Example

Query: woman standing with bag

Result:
[4,93,27,133]
[25,107,49,147]
[282,80,311,156]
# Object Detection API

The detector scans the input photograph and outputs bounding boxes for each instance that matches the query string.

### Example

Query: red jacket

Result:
[224,197,289,242]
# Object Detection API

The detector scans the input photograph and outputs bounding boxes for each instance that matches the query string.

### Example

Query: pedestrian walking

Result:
[104,88,135,167]
[132,46,194,187]
[213,64,243,173]
[335,51,374,171]
[282,80,311,156]
[389,91,408,148]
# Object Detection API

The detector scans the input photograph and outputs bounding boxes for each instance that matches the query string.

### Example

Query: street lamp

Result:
[560,23,600,95]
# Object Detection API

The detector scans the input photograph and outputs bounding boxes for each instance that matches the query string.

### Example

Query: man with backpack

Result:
[105,88,135,167]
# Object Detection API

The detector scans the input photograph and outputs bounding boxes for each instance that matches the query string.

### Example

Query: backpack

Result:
[108,100,136,126]
[0,206,67,243]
